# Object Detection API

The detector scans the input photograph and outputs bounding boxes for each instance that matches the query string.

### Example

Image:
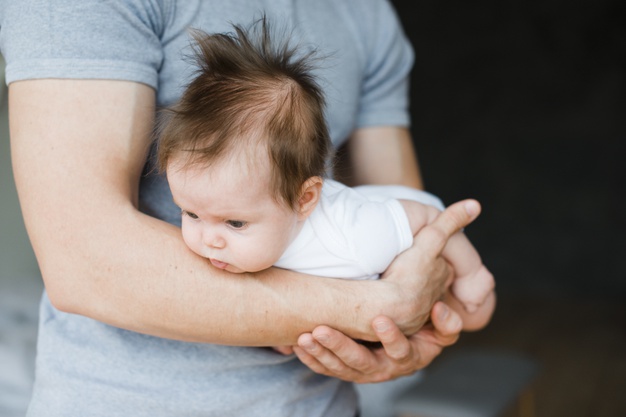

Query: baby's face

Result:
[167,150,303,274]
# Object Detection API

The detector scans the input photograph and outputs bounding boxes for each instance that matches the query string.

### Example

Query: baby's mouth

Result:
[209,258,229,270]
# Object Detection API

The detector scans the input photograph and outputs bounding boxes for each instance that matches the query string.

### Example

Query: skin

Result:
[9,80,480,381]
[167,145,322,275]
[400,199,495,313]
[335,126,423,189]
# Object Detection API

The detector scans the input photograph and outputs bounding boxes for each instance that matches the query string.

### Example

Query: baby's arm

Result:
[398,200,495,313]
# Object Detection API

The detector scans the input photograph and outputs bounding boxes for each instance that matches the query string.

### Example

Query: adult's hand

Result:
[292,301,461,383]
[369,199,482,337]
[291,199,480,381]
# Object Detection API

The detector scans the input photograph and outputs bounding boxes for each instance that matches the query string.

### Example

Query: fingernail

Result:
[302,341,316,351]
[450,314,463,331]
[374,320,389,333]
[465,201,478,216]
[438,304,450,322]
[315,334,329,343]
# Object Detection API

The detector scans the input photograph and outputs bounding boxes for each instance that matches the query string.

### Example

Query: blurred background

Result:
[390,0,626,415]
[1,0,625,415]
[395,0,625,297]
[0,54,42,416]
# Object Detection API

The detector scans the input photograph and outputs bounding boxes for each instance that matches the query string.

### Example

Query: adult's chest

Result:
[157,0,365,147]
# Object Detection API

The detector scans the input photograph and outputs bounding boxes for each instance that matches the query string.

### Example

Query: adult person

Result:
[1,1,488,416]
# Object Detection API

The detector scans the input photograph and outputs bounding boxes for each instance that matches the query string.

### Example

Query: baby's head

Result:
[157,18,331,273]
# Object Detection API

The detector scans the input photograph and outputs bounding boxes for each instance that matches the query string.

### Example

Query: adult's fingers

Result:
[372,316,412,363]
[427,301,463,344]
[372,311,459,375]
[309,320,424,382]
[293,333,343,378]
[295,317,463,384]
[416,199,481,259]
[309,326,376,374]
[294,331,370,381]
[404,303,463,371]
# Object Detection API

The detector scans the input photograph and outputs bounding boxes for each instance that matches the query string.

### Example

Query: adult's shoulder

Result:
[0,0,172,88]
[329,0,406,43]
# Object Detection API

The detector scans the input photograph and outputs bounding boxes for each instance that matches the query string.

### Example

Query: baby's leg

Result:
[443,232,495,313]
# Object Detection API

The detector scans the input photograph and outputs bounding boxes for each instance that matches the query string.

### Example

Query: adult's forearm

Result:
[46,205,385,345]
[9,79,396,346]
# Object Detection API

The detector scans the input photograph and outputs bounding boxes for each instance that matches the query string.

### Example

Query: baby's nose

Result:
[203,230,226,249]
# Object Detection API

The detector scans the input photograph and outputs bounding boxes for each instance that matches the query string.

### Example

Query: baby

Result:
[157,20,494,319]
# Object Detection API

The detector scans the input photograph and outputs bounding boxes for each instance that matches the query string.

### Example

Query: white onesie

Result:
[275,179,445,279]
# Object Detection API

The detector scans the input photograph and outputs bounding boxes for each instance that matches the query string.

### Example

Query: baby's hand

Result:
[451,264,494,313]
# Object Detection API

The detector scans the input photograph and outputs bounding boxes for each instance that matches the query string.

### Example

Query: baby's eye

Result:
[226,220,247,229]
[183,210,199,220]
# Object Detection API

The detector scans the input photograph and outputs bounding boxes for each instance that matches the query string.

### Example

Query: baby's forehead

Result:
[170,133,270,169]
[217,140,272,175]
[170,152,279,204]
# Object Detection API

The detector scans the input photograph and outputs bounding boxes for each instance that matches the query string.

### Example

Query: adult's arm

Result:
[335,126,424,189]
[9,79,432,345]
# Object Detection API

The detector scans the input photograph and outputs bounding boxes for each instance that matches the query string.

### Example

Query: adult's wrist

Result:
[326,278,421,341]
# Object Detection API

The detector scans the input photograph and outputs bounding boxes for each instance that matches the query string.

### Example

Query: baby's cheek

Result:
[181,228,201,256]
[240,246,277,272]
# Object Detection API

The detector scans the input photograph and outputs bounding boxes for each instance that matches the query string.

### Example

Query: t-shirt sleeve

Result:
[0,0,168,89]
[354,0,414,129]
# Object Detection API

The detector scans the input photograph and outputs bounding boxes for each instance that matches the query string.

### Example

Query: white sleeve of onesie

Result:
[343,198,414,276]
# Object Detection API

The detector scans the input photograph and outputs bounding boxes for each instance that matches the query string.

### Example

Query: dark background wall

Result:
[391,0,626,298]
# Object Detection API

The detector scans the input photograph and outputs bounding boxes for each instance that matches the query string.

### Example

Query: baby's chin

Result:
[225,265,246,274]
[226,263,273,274]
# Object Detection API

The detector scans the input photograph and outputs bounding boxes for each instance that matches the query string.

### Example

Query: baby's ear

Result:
[297,176,323,220]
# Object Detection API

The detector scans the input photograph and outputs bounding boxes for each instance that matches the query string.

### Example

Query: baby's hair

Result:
[157,16,330,209]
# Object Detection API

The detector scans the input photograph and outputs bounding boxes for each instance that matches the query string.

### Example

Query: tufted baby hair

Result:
[156,15,331,210]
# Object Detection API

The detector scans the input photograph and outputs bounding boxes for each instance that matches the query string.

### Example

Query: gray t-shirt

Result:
[0,1,414,415]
